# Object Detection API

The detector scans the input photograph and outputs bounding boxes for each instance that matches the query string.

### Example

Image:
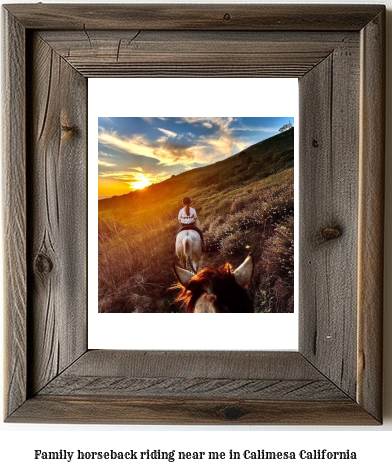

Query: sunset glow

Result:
[98,117,295,199]
[129,173,152,190]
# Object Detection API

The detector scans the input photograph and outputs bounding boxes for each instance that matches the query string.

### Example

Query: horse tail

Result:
[183,236,192,258]
[183,236,196,273]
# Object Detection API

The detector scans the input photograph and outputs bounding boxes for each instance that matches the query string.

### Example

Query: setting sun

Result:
[130,173,151,190]
[98,117,295,199]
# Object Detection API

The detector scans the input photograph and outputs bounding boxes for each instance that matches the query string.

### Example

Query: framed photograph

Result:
[3,4,385,424]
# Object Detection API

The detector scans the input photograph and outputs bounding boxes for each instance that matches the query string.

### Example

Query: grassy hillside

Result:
[98,128,294,313]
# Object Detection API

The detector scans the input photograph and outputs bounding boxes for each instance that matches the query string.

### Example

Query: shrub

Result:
[219,231,249,258]
[254,216,294,313]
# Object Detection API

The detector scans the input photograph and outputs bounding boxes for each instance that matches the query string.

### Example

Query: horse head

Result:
[173,253,254,313]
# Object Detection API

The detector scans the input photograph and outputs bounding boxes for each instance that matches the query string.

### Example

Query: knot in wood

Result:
[223,13,231,21]
[312,139,319,148]
[61,124,77,134]
[315,225,342,245]
[34,252,53,274]
[223,405,243,420]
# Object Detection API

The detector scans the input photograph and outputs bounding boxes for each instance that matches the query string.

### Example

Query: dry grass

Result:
[98,215,180,313]
[98,168,294,313]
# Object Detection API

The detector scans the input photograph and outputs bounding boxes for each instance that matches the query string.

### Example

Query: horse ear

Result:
[173,264,194,287]
[233,252,254,288]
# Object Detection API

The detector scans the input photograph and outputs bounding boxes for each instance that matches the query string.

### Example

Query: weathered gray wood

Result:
[17,351,374,423]
[39,30,358,51]
[2,9,27,419]
[299,40,360,399]
[39,30,356,58]
[2,4,384,425]
[9,396,379,425]
[329,43,360,394]
[40,377,347,400]
[59,350,323,379]
[28,33,87,395]
[39,30,358,78]
[357,10,385,422]
[4,4,384,31]
[38,351,346,400]
[55,66,305,79]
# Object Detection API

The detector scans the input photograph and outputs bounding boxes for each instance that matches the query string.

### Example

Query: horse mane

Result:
[175,263,253,313]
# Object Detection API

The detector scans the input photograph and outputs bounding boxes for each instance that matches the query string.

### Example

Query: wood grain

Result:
[16,351,375,423]
[28,33,87,395]
[357,10,385,423]
[39,30,358,78]
[4,4,383,31]
[2,9,27,419]
[60,350,323,379]
[38,351,346,400]
[39,377,347,400]
[9,396,379,425]
[299,40,360,399]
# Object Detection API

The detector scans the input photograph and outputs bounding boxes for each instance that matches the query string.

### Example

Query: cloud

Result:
[99,130,158,161]
[141,117,155,124]
[100,117,115,125]
[99,168,170,190]
[157,127,177,138]
[98,159,116,167]
[179,117,234,131]
[197,136,247,162]
[98,117,251,168]
[153,143,199,164]
[99,128,200,167]
[232,126,278,133]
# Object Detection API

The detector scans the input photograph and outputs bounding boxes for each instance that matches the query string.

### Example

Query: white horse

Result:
[175,229,202,273]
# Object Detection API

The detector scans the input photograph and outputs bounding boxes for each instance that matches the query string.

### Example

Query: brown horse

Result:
[173,253,254,313]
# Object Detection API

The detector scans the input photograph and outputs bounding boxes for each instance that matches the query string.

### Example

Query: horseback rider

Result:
[178,197,205,251]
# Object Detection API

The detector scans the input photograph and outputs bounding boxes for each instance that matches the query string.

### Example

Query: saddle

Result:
[179,225,197,232]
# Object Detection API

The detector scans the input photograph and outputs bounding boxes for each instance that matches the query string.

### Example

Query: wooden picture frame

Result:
[3,4,385,424]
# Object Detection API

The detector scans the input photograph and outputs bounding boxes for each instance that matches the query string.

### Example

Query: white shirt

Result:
[178,207,197,225]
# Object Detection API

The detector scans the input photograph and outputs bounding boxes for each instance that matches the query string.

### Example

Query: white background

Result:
[1,0,391,473]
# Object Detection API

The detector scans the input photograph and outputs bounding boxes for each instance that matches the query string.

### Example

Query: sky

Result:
[98,117,294,199]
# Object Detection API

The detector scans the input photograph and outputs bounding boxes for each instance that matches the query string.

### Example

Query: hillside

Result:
[98,128,294,313]
[99,127,294,218]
